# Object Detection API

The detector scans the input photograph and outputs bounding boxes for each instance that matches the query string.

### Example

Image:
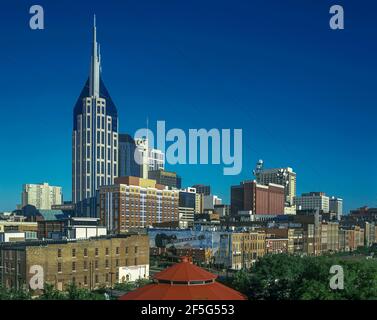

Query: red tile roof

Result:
[119,281,246,300]
[154,257,217,282]
[119,257,247,300]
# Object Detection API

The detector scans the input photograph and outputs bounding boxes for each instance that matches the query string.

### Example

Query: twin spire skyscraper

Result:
[72,16,119,204]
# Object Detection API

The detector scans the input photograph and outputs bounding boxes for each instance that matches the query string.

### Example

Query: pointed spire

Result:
[90,14,100,98]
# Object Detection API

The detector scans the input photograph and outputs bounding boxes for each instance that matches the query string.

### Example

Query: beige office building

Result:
[22,183,62,210]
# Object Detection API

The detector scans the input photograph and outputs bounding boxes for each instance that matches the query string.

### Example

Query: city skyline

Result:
[0,0,376,212]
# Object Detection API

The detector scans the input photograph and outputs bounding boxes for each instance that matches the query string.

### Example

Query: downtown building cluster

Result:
[1,20,377,294]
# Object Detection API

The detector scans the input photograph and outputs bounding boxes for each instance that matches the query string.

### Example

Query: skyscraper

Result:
[72,17,118,204]
[118,134,141,178]
[329,197,343,220]
[254,161,296,206]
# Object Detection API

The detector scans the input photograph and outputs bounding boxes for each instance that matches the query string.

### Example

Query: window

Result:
[58,262,62,273]
[116,259,119,267]
[105,260,109,268]
[105,247,109,256]
[106,273,109,282]
[72,249,76,258]
[83,261,88,270]
[116,247,119,255]
[72,262,76,272]
[95,275,99,284]
[95,260,99,269]
[84,276,88,285]
[134,246,138,254]
[57,249,62,258]
[134,258,138,265]
[84,248,88,257]
[95,248,99,256]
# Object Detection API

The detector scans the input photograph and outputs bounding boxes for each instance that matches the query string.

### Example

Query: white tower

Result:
[72,16,119,204]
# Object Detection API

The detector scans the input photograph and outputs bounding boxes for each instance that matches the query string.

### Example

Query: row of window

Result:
[66,272,119,286]
[57,257,138,272]
[57,246,138,258]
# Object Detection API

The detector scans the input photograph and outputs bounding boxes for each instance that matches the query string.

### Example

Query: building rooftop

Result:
[119,257,246,300]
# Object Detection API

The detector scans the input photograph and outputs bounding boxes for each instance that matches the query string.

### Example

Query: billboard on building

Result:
[147,228,223,255]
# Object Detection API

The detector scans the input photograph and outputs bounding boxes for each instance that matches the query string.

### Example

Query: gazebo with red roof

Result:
[119,257,247,300]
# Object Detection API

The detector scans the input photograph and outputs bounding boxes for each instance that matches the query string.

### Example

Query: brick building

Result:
[231,180,285,216]
[218,231,266,270]
[0,234,149,292]
[99,176,179,232]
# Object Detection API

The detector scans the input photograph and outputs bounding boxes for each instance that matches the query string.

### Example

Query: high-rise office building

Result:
[329,196,343,220]
[99,176,179,232]
[118,134,165,180]
[254,162,296,206]
[134,137,149,179]
[72,18,118,204]
[202,195,222,210]
[294,192,330,213]
[192,185,211,196]
[21,183,62,210]
[148,169,181,189]
[118,134,142,178]
[148,148,164,171]
[231,180,285,216]
[178,188,196,228]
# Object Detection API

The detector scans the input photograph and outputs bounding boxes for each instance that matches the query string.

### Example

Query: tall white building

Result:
[148,148,165,171]
[133,137,165,179]
[135,137,149,179]
[22,183,62,210]
[72,17,118,203]
[294,192,330,213]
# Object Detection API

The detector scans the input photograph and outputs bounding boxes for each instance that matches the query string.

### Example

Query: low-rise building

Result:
[339,226,365,252]
[218,231,266,270]
[321,221,339,253]
[265,237,289,254]
[0,234,149,292]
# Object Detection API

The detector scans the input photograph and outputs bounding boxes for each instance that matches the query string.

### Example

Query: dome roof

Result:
[154,256,217,283]
[119,281,246,300]
[119,257,247,300]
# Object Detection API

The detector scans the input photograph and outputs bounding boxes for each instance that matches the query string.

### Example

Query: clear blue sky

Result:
[0,0,376,212]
